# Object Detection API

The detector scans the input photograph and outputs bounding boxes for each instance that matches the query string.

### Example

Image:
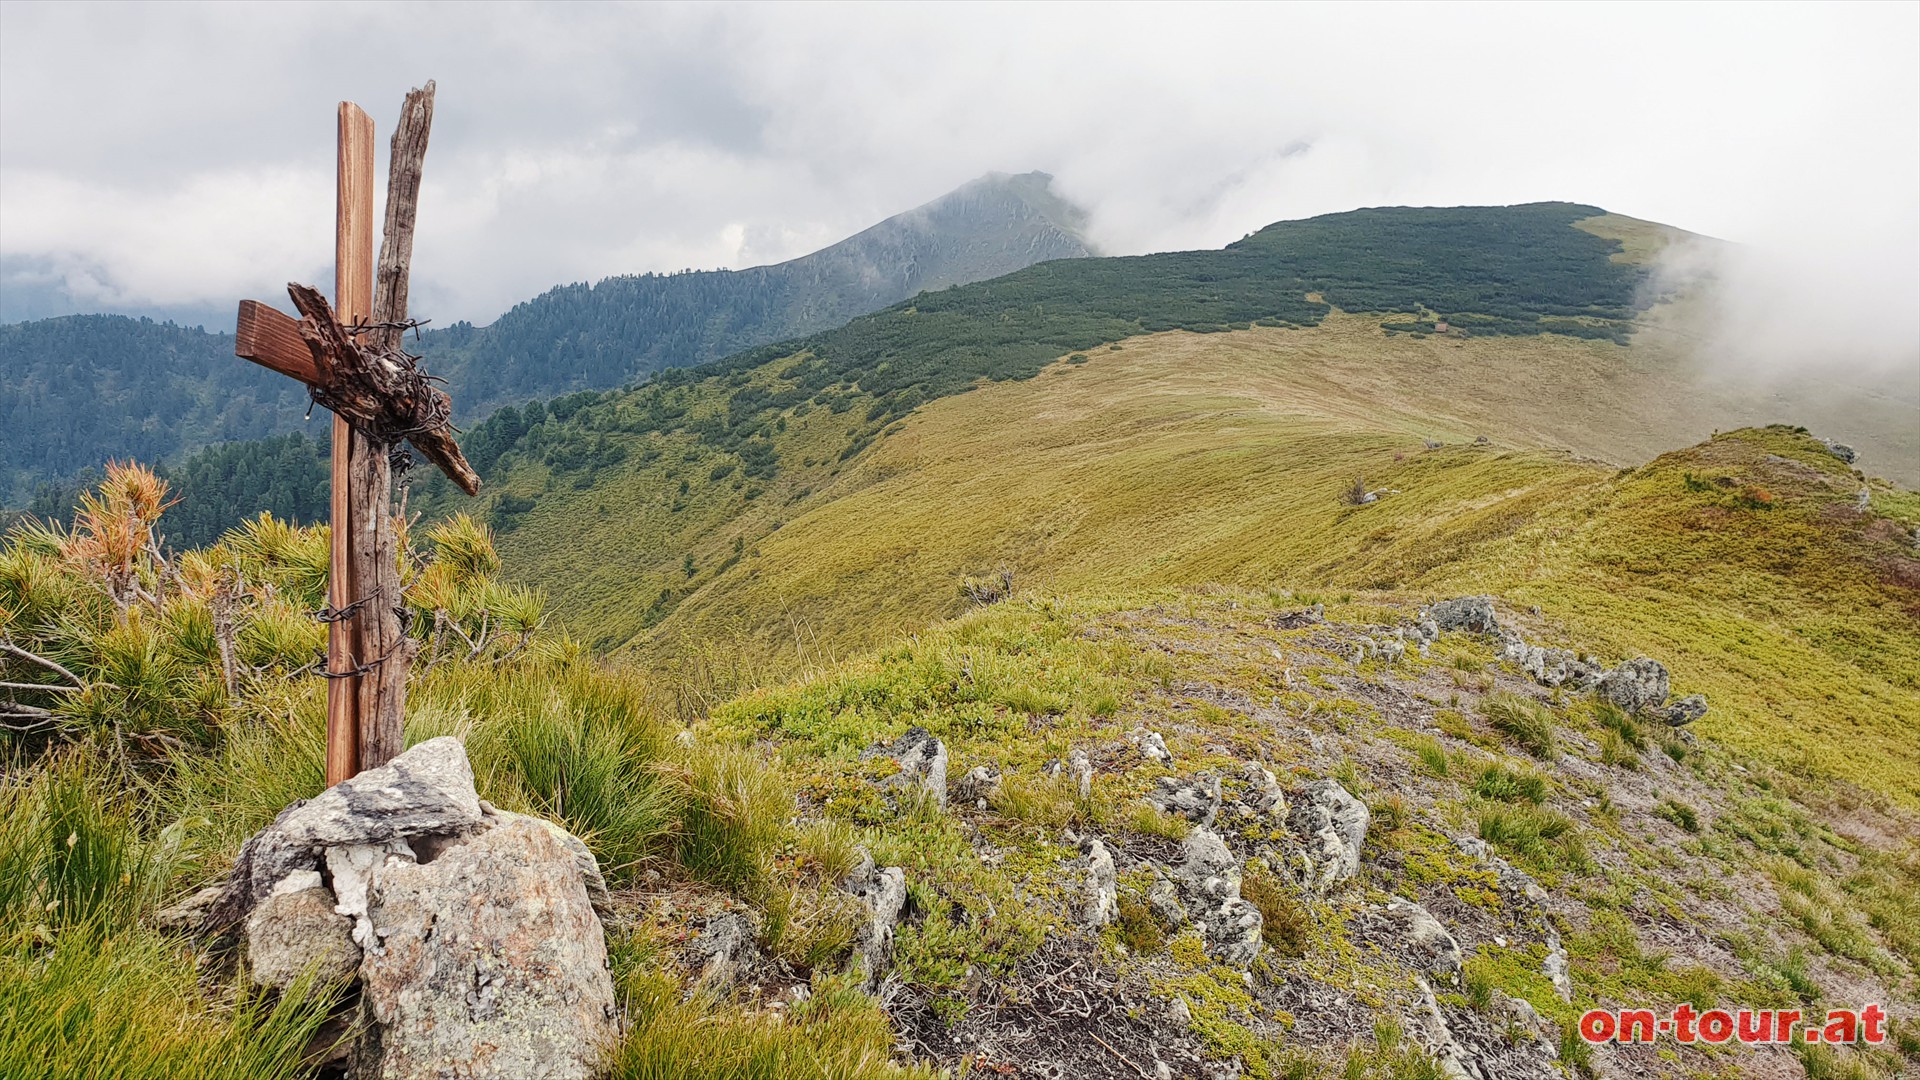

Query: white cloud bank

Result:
[1,0,1915,388]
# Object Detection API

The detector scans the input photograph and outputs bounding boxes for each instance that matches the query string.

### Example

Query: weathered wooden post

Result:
[234,82,479,785]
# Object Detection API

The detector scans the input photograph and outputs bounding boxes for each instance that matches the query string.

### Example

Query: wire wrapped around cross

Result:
[281,282,480,495]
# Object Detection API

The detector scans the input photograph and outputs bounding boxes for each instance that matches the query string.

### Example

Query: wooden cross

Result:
[233,82,479,786]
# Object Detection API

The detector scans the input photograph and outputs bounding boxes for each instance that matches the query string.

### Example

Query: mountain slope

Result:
[484,326,1920,802]
[419,170,1096,413]
[0,172,1093,503]
[0,315,314,505]
[410,203,1918,802]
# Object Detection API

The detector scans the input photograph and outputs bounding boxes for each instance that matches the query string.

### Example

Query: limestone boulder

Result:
[1291,779,1369,894]
[1596,657,1670,714]
[356,814,617,1080]
[1428,596,1499,635]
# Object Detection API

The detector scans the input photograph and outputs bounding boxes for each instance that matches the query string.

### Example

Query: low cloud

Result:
[2,0,1915,390]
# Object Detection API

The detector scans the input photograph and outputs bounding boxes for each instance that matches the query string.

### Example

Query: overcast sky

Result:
[2,1,1916,353]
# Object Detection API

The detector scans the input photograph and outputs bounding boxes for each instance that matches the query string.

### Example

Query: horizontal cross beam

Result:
[234,287,481,496]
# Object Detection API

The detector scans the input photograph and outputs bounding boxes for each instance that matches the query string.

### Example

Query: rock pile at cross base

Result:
[182,738,616,1080]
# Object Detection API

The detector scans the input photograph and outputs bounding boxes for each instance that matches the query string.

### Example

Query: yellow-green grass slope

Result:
[608,331,1920,805]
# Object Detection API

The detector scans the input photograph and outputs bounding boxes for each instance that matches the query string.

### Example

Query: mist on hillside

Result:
[1641,223,1920,471]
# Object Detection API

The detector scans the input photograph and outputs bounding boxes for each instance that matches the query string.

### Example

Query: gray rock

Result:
[1233,761,1286,819]
[874,727,948,812]
[1649,693,1708,726]
[278,737,485,848]
[951,764,1003,810]
[1825,440,1857,464]
[1385,899,1462,981]
[842,850,908,989]
[1148,774,1223,827]
[1453,835,1548,907]
[692,912,761,993]
[1428,596,1499,635]
[205,799,325,931]
[327,841,416,951]
[1148,874,1188,928]
[1502,636,1604,691]
[1176,827,1242,900]
[1167,832,1265,967]
[1291,779,1369,894]
[357,815,617,1080]
[1364,635,1406,664]
[1494,990,1556,1051]
[1596,657,1670,714]
[1196,896,1264,968]
[1269,603,1324,630]
[1544,929,1572,1002]
[245,886,360,991]
[1452,835,1492,861]
[153,884,225,934]
[1067,749,1094,800]
[1408,978,1475,1080]
[1137,730,1173,764]
[1083,839,1118,926]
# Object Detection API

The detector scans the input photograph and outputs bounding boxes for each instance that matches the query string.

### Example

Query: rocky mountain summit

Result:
[162,739,617,1080]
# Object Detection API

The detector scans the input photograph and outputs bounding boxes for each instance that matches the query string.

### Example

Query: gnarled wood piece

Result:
[282,282,480,496]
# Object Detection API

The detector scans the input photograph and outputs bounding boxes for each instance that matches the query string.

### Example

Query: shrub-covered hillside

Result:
[0,172,1091,506]
[0,466,921,1079]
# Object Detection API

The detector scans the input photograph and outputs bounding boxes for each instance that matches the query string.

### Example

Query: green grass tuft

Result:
[1482,694,1556,759]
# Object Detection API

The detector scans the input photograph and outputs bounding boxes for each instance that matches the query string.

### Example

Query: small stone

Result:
[277,737,485,848]
[842,850,909,989]
[1232,761,1286,820]
[1428,596,1499,634]
[1083,839,1118,926]
[1176,827,1241,899]
[1385,899,1462,980]
[270,869,323,897]
[1147,774,1223,827]
[153,885,225,934]
[871,727,948,812]
[1269,603,1325,630]
[1148,874,1188,928]
[1199,897,1264,967]
[244,886,360,991]
[1291,779,1369,894]
[951,764,1003,809]
[1596,657,1670,714]
[1137,730,1173,764]
[1544,930,1572,1002]
[693,911,761,992]
[1068,749,1094,800]
[1650,693,1707,726]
